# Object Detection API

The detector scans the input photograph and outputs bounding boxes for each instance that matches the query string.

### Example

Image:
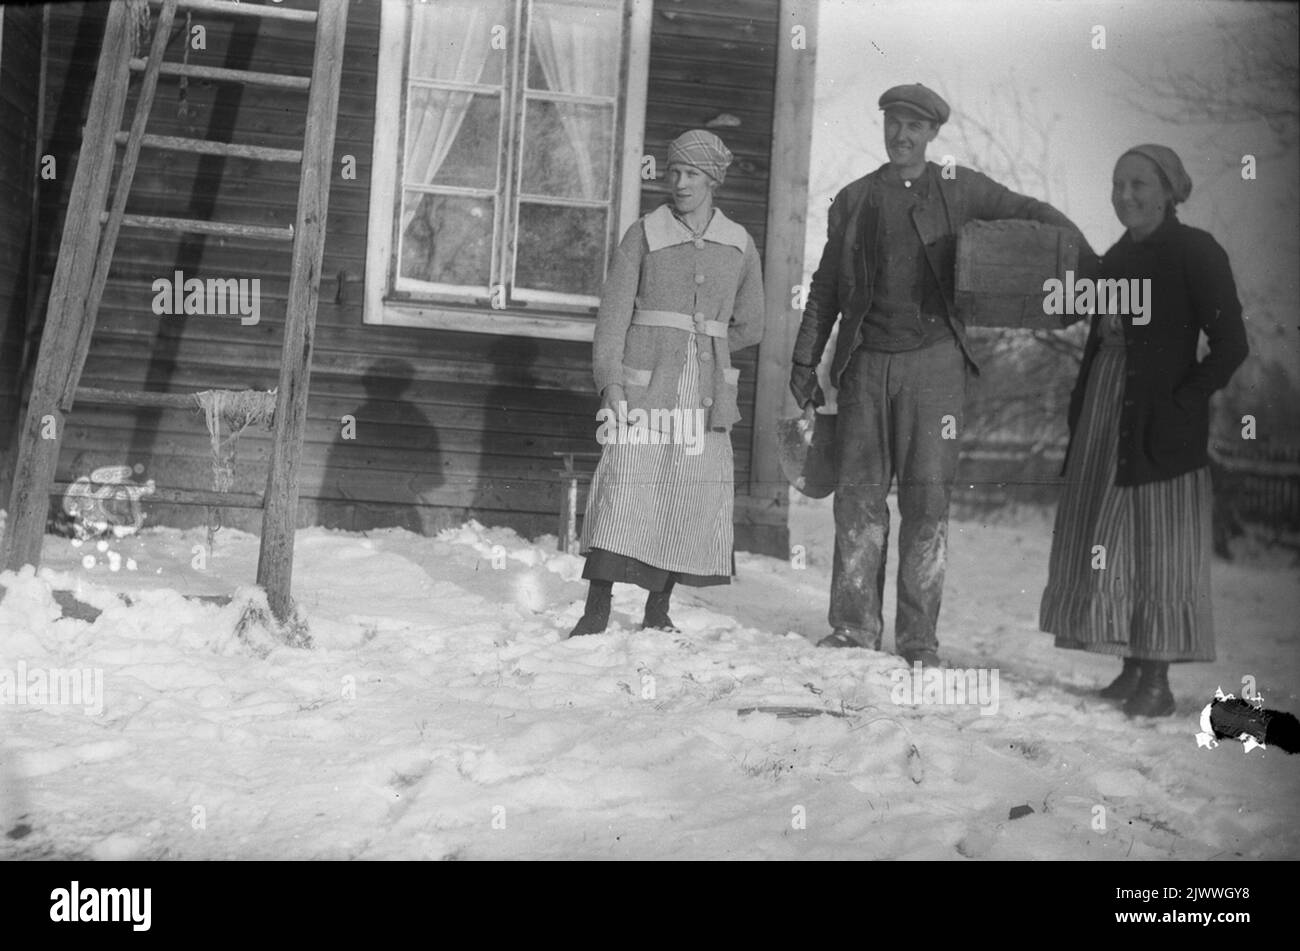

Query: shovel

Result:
[777,405,838,498]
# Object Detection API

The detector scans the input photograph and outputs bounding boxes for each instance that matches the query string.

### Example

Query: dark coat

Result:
[792,161,1094,382]
[1065,212,1248,487]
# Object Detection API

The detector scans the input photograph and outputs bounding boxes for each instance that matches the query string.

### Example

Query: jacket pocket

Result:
[621,364,653,413]
[710,366,742,431]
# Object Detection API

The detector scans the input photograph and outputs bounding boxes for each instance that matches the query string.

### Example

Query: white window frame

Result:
[365,0,653,341]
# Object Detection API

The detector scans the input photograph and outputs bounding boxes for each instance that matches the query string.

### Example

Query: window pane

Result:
[405,89,501,190]
[520,99,613,200]
[410,0,509,86]
[515,203,607,297]
[527,0,621,93]
[400,192,494,288]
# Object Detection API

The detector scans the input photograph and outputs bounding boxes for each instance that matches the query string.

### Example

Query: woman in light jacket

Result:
[567,130,765,637]
[1040,145,1248,716]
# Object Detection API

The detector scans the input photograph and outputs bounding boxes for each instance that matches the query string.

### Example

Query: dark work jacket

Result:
[792,161,1096,383]
[1064,212,1248,487]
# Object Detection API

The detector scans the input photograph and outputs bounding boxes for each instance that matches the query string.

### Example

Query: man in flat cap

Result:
[790,83,1094,666]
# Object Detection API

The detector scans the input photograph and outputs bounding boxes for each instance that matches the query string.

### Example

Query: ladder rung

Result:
[53,481,266,510]
[129,58,312,91]
[75,386,203,410]
[75,386,278,412]
[156,0,318,24]
[114,131,302,163]
[112,213,294,241]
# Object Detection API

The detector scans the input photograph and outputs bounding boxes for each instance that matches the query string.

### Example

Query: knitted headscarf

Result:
[1120,144,1192,204]
[667,129,734,185]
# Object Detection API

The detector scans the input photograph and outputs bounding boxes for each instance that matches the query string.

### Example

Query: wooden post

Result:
[256,0,349,623]
[752,0,818,502]
[61,0,179,411]
[553,451,597,554]
[1,4,134,573]
[558,473,577,554]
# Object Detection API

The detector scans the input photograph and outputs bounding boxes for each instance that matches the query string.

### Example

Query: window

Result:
[366,0,652,339]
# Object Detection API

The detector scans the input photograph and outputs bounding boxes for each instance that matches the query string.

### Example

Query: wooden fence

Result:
[952,437,1300,532]
[1211,441,1300,531]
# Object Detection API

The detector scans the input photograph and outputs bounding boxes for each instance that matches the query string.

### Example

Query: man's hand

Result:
[789,364,825,410]
[601,383,626,413]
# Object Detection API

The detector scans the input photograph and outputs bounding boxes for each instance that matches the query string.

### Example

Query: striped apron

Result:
[581,339,734,577]
[1039,315,1215,661]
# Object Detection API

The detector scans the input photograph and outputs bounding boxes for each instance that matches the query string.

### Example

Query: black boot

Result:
[1098,657,1143,701]
[641,580,679,632]
[1123,661,1176,718]
[568,581,612,638]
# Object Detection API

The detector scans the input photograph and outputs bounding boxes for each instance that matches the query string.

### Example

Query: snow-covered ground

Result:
[1,495,1297,860]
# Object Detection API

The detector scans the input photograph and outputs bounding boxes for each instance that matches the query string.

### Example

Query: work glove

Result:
[789,363,825,410]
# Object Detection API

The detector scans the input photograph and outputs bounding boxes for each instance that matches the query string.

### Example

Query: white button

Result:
[695,274,705,284]
[694,312,705,321]
[703,397,714,408]
[693,238,705,249]
[700,351,712,362]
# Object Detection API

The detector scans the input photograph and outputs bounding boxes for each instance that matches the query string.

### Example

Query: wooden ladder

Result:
[1,0,349,623]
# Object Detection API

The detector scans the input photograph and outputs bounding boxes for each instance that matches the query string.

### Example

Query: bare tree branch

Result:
[1117,6,1300,161]
[936,78,1086,450]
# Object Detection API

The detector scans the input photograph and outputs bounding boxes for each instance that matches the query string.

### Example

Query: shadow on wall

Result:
[323,358,442,534]
[475,336,544,527]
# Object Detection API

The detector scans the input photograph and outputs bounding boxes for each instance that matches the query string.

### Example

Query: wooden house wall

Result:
[0,5,42,509]
[29,0,784,553]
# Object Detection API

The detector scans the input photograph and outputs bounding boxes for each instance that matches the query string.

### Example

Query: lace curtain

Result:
[403,0,505,232]
[529,0,620,200]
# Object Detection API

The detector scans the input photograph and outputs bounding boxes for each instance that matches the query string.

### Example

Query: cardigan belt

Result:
[632,309,729,338]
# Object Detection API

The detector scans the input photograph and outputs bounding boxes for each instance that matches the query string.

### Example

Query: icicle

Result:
[193,389,277,547]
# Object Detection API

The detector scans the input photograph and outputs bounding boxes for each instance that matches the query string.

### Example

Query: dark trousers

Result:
[830,337,967,652]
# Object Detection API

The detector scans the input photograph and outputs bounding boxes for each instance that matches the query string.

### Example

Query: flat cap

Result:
[878,83,950,125]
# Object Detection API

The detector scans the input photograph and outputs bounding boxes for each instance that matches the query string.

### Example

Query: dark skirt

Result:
[582,547,732,591]
[1039,337,1215,662]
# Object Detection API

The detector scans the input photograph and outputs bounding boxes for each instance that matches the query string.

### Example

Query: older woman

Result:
[567,130,765,637]
[1040,145,1248,716]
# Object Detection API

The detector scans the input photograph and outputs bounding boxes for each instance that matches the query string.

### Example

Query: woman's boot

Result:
[641,579,679,632]
[1098,656,1143,701]
[568,581,612,638]
[1123,661,1176,717]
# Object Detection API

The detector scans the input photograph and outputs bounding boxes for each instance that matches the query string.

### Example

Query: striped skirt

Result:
[580,343,734,578]
[1039,344,1215,661]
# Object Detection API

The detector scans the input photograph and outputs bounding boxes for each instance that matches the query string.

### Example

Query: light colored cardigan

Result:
[592,205,765,432]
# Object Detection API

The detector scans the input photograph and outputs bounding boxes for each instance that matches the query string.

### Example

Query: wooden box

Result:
[955,220,1079,329]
